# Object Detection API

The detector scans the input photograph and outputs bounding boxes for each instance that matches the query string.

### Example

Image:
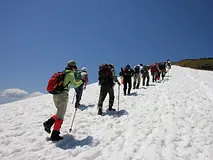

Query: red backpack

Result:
[98,64,113,85]
[150,65,156,73]
[46,71,70,94]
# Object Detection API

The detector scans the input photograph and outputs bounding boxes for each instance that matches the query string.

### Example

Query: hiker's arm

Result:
[67,72,83,88]
[111,68,119,82]
[111,68,120,85]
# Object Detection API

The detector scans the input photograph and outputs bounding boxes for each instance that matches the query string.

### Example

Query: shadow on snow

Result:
[78,104,95,111]
[126,92,138,96]
[103,109,128,117]
[56,134,93,150]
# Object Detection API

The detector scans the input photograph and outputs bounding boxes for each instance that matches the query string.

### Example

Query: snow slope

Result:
[0,66,213,160]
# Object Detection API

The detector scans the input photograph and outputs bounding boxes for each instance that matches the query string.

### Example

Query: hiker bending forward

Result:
[43,60,83,141]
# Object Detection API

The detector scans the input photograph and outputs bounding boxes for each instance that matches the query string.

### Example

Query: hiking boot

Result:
[98,108,103,115]
[50,130,63,141]
[43,117,55,134]
[108,107,116,111]
[124,90,126,96]
[128,89,131,95]
[136,84,140,89]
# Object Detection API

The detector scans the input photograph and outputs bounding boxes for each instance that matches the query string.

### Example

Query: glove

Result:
[117,82,121,86]
[81,77,87,83]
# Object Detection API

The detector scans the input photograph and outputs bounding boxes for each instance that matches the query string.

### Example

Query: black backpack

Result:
[98,64,113,86]
[159,63,166,70]
[134,66,140,74]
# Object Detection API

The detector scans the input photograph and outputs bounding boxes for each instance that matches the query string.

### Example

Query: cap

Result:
[81,67,87,72]
[67,60,77,68]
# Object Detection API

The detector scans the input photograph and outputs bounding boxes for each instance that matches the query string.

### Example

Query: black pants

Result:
[161,69,166,80]
[98,85,115,109]
[123,78,132,95]
[75,83,84,106]
[142,75,150,86]
[133,74,141,89]
[151,72,157,82]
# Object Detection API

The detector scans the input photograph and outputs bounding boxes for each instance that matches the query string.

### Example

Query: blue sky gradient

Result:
[0,0,212,95]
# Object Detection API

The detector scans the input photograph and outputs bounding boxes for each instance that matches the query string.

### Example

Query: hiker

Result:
[139,63,143,71]
[43,60,83,141]
[133,65,141,89]
[141,65,150,86]
[155,63,161,82]
[81,67,88,90]
[97,64,120,115]
[74,67,89,106]
[166,59,171,69]
[150,63,160,82]
[120,64,134,95]
[158,62,167,80]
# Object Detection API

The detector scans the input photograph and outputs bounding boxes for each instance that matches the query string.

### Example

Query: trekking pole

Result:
[72,92,76,104]
[69,107,77,132]
[117,85,120,112]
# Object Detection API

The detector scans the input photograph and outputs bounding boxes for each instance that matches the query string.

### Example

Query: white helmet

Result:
[81,67,87,72]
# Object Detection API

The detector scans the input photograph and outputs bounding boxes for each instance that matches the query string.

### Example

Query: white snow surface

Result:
[0,66,213,160]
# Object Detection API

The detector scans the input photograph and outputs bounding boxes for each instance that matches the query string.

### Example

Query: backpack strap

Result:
[63,81,71,91]
[62,70,72,91]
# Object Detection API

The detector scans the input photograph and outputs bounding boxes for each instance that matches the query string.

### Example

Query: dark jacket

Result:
[141,65,149,77]
[120,67,134,80]
[98,65,119,87]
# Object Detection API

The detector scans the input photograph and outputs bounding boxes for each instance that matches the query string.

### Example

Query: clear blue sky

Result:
[0,0,212,94]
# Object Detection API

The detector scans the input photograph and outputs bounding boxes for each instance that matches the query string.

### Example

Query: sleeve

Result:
[66,72,83,88]
[111,68,119,83]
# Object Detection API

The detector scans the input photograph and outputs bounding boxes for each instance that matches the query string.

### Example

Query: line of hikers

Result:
[119,60,171,95]
[43,59,171,141]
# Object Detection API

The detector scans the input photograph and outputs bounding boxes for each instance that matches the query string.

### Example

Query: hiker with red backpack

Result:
[156,63,161,81]
[119,64,134,95]
[151,63,161,82]
[74,67,89,106]
[150,63,160,82]
[97,64,120,115]
[43,60,83,141]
